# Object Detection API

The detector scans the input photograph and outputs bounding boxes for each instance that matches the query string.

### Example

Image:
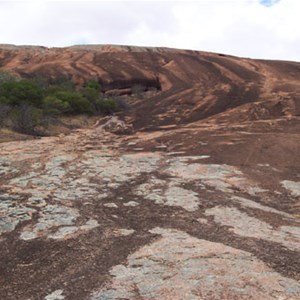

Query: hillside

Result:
[1,44,300,128]
[0,45,300,299]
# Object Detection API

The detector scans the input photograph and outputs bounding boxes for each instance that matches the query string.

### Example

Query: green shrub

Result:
[0,80,43,107]
[52,91,92,114]
[0,104,11,127]
[97,97,118,114]
[84,79,101,92]
[43,95,71,115]
[0,96,9,105]
[81,86,99,102]
[46,79,75,95]
[0,70,18,85]
[49,77,75,90]
[0,73,130,135]
[10,103,43,135]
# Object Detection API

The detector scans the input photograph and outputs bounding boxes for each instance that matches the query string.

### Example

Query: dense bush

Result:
[84,79,101,91]
[0,72,127,134]
[98,97,118,114]
[0,104,11,127]
[10,103,43,135]
[43,95,71,115]
[45,77,75,95]
[0,80,43,107]
[0,70,18,85]
[52,91,92,114]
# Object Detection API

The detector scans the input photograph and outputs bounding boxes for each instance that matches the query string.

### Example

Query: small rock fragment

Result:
[104,203,118,208]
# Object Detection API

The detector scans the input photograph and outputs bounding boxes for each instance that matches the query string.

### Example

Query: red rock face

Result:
[1,44,300,129]
[0,45,300,299]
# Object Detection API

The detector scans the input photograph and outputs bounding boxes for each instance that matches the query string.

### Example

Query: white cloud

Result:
[0,0,299,61]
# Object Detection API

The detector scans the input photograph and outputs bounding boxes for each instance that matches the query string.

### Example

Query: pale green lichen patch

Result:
[91,228,300,300]
[81,152,161,188]
[0,195,36,235]
[0,157,18,176]
[281,180,300,197]
[165,159,266,195]
[20,205,80,240]
[136,178,200,211]
[47,220,99,240]
[205,206,300,251]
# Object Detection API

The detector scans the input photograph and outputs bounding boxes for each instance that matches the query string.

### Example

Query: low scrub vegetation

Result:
[0,71,127,135]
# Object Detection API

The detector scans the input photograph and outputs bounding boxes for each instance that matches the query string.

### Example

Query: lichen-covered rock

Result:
[91,228,300,300]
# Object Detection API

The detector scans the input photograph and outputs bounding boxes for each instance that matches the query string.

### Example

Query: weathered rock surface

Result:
[0,123,300,299]
[0,45,300,299]
[96,116,133,135]
[92,228,300,300]
[1,44,300,131]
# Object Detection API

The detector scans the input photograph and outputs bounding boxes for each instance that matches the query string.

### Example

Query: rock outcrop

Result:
[0,44,300,300]
[1,44,300,130]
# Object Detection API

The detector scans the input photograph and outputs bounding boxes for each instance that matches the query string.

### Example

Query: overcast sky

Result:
[0,0,299,61]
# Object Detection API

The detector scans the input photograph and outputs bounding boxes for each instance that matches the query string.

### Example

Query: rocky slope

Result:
[0,45,300,299]
[1,44,300,128]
